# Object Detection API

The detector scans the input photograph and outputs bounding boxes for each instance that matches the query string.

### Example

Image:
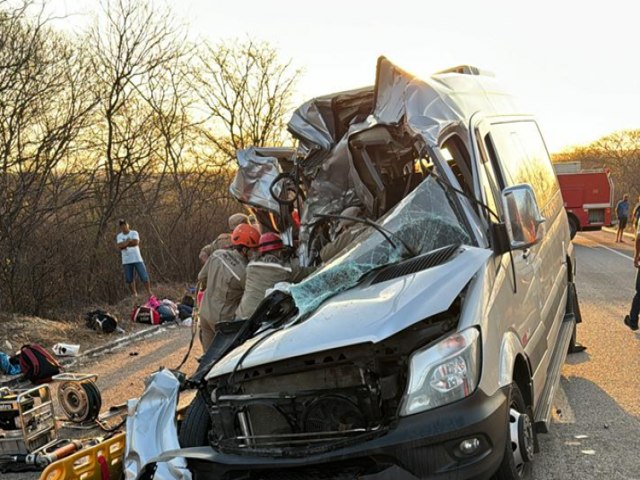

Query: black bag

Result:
[84,309,118,333]
[177,303,193,320]
[17,344,61,383]
[181,294,195,308]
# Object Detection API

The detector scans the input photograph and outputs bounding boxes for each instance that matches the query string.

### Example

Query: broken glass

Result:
[290,176,472,316]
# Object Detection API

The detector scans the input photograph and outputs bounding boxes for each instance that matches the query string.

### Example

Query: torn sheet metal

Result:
[288,87,374,157]
[229,147,295,213]
[374,56,520,145]
[288,88,374,264]
[296,57,518,263]
[125,369,191,480]
[235,56,520,266]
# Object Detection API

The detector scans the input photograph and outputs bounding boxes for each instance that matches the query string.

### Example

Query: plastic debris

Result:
[574,434,589,439]
[581,449,596,455]
[0,352,21,375]
[52,343,80,357]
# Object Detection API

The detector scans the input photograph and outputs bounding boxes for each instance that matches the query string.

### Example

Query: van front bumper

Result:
[189,386,509,480]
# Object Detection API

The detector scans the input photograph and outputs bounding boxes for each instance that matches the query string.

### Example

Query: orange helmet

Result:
[231,224,260,248]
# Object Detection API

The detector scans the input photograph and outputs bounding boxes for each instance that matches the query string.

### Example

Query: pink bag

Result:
[144,295,161,310]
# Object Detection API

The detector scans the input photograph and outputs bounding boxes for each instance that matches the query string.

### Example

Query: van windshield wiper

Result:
[313,213,418,258]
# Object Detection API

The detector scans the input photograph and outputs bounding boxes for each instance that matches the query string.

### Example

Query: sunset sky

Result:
[49,0,640,153]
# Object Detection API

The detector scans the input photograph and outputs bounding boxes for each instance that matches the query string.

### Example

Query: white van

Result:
[132,58,582,480]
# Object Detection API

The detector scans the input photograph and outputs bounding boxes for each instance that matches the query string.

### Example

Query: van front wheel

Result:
[179,391,211,448]
[494,384,534,480]
[568,215,579,240]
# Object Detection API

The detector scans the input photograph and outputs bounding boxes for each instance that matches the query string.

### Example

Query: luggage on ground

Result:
[16,344,61,383]
[84,309,118,333]
[181,294,195,308]
[131,305,161,325]
[177,303,193,320]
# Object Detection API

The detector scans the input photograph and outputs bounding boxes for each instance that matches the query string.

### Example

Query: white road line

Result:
[598,245,634,261]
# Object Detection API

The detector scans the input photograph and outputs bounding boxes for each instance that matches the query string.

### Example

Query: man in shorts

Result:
[116,219,152,297]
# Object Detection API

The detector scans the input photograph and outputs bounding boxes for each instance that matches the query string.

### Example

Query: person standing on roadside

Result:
[116,219,152,297]
[623,220,640,331]
[615,194,630,243]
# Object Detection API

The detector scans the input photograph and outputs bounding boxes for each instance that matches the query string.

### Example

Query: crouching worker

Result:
[235,233,305,320]
[197,224,260,350]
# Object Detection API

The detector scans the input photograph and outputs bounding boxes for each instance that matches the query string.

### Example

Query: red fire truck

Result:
[554,162,614,239]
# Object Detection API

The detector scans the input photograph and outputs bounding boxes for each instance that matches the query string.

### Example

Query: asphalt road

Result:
[4,229,639,479]
[532,230,640,479]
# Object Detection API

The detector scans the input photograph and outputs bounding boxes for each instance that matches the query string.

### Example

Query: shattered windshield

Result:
[290,175,472,315]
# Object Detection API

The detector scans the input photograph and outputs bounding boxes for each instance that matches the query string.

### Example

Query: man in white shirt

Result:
[116,219,152,297]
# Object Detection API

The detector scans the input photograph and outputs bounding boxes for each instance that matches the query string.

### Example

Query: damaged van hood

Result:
[205,245,491,380]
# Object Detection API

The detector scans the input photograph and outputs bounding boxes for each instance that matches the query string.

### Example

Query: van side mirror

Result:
[501,184,546,250]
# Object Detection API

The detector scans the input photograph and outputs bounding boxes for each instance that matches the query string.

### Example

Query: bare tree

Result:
[0,2,97,313]
[195,39,300,162]
[0,2,303,315]
[87,0,186,243]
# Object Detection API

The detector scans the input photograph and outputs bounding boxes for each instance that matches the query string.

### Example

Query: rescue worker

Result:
[320,206,367,263]
[197,223,260,350]
[235,233,297,320]
[199,213,250,264]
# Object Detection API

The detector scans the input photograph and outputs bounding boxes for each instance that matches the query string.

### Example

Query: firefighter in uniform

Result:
[235,233,296,320]
[197,223,259,350]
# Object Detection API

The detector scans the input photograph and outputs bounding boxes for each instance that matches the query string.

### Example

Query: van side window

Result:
[441,135,473,197]
[487,121,557,207]
[477,135,501,218]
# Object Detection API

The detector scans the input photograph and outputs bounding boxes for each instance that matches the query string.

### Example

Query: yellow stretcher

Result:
[39,433,125,480]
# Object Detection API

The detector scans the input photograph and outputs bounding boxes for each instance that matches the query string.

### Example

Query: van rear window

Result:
[489,121,557,207]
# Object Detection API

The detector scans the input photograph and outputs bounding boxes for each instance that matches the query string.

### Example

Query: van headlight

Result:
[400,328,481,416]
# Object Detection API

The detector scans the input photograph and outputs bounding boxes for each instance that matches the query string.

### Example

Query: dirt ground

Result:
[0,283,189,360]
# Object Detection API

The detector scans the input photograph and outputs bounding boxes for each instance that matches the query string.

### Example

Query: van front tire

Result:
[179,391,211,448]
[568,215,579,240]
[494,383,534,480]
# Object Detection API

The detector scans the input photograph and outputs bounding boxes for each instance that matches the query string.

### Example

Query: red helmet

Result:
[258,232,283,253]
[231,224,260,249]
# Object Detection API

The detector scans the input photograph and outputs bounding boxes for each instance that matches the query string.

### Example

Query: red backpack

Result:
[131,305,161,325]
[17,344,61,383]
